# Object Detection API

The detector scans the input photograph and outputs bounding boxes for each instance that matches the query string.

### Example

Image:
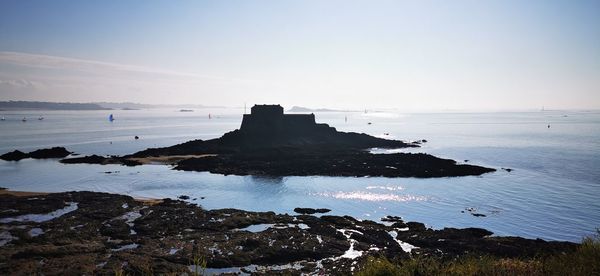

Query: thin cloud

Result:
[0,51,259,83]
[0,78,38,88]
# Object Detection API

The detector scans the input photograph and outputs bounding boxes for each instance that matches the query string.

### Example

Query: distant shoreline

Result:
[0,100,226,111]
[0,101,110,111]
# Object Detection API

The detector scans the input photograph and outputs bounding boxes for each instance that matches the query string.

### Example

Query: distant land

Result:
[0,101,222,110]
[288,106,354,112]
[94,102,222,110]
[0,101,109,110]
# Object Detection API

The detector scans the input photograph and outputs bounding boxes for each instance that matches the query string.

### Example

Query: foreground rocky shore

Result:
[0,191,575,275]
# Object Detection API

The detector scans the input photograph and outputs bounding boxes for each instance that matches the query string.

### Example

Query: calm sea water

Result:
[0,108,599,242]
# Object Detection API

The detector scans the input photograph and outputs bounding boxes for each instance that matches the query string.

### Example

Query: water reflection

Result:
[311,191,428,202]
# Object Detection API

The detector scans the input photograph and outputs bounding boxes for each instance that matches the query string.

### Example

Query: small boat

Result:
[368,122,372,125]
[109,114,115,122]
[209,113,212,119]
[179,109,194,112]
[38,116,44,120]
[0,116,5,121]
[22,117,27,122]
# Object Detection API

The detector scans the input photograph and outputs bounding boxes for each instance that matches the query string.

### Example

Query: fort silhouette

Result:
[240,104,333,134]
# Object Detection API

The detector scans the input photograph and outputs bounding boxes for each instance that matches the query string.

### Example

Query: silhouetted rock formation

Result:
[129,104,414,157]
[1,147,71,161]
[28,147,71,159]
[294,207,331,214]
[0,150,29,161]
[61,104,495,177]
[60,154,141,166]
[175,151,495,177]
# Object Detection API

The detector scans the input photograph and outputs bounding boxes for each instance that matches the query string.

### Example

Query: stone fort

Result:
[240,104,333,133]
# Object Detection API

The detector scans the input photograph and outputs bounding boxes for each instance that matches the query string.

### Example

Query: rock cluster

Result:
[0,147,71,161]
[0,191,575,275]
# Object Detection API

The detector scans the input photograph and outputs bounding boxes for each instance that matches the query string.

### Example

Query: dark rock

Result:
[54,104,494,179]
[0,191,577,275]
[126,105,417,158]
[381,215,403,222]
[294,207,331,214]
[1,147,73,161]
[0,150,29,161]
[59,155,141,167]
[28,147,71,159]
[406,222,427,232]
[502,168,513,172]
[60,155,108,164]
[178,195,190,200]
[175,151,495,178]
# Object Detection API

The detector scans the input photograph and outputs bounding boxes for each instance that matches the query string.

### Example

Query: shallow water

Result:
[1,108,599,242]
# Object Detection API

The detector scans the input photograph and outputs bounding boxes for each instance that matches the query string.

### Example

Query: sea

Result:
[1,108,599,242]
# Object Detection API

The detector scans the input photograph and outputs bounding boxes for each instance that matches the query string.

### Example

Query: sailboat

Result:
[109,114,115,122]
[22,117,27,122]
[1,116,5,121]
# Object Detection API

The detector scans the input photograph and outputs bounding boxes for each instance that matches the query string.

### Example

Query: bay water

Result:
[1,108,599,242]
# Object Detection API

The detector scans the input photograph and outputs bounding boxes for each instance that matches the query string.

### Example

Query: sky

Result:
[0,0,599,111]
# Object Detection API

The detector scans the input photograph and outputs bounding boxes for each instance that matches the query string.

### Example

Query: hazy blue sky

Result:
[0,0,599,110]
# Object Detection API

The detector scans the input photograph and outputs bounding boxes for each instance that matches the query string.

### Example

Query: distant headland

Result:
[0,100,221,110]
[0,101,110,110]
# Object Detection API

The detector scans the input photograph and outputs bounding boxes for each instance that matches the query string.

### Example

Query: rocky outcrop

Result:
[174,151,495,177]
[0,150,29,161]
[0,191,576,275]
[60,155,141,166]
[1,147,71,161]
[60,105,495,178]
[28,147,71,159]
[294,208,332,215]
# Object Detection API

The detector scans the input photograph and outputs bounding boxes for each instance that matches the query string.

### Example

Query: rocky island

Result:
[0,147,71,161]
[59,104,495,178]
